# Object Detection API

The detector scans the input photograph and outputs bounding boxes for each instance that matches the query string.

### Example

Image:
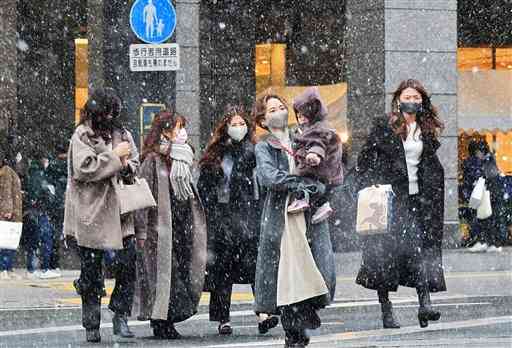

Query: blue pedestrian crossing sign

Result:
[130,0,176,44]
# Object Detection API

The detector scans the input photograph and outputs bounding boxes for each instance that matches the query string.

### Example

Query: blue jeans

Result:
[25,213,55,272]
[0,249,16,271]
[38,214,54,271]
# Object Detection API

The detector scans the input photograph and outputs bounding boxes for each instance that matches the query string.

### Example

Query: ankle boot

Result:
[113,313,135,339]
[86,329,101,343]
[417,288,441,328]
[381,302,400,329]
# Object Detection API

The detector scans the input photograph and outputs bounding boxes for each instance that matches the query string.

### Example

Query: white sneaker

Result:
[25,271,37,280]
[52,269,62,277]
[0,271,11,280]
[487,245,503,253]
[37,270,61,279]
[468,242,488,253]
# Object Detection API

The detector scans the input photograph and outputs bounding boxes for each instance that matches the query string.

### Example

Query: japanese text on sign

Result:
[129,43,180,72]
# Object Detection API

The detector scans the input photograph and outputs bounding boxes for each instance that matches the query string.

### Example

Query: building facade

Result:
[2,0,512,248]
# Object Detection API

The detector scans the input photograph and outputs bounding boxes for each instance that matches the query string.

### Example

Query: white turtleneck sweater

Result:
[402,122,423,195]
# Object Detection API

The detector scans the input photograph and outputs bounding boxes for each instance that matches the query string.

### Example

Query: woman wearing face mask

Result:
[197,106,279,336]
[64,87,141,342]
[355,79,446,329]
[133,110,207,339]
[253,95,336,348]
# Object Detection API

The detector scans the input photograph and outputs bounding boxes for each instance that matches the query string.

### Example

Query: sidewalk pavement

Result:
[0,248,510,310]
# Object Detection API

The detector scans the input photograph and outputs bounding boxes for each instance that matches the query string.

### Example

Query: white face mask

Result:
[159,136,171,154]
[227,125,248,142]
[174,128,188,144]
[264,109,289,130]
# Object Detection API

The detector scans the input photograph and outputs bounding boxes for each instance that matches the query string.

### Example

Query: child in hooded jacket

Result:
[288,87,344,224]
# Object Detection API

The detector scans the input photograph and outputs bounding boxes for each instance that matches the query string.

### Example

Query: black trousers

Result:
[280,300,321,344]
[209,284,255,323]
[77,237,136,330]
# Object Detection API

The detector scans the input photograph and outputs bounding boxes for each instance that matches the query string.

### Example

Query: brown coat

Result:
[293,121,343,185]
[0,165,22,222]
[133,154,207,321]
[63,123,140,250]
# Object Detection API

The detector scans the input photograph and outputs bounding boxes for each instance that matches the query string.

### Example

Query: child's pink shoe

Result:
[287,199,310,214]
[311,202,333,224]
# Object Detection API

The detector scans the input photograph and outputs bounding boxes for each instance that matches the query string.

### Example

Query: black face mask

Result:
[399,102,423,115]
[93,115,114,131]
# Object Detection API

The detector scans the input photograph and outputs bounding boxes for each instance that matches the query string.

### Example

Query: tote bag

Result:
[469,177,486,209]
[113,177,156,215]
[0,220,23,250]
[477,189,492,220]
[356,185,394,235]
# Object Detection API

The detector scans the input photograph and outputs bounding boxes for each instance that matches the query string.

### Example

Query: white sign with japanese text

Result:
[129,43,180,71]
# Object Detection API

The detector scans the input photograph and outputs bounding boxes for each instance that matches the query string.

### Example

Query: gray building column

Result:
[346,0,459,244]
[175,0,201,152]
[87,0,105,88]
[0,0,17,132]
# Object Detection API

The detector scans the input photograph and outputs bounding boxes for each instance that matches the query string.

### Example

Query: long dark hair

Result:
[200,105,255,168]
[79,87,122,134]
[389,79,444,140]
[140,109,187,166]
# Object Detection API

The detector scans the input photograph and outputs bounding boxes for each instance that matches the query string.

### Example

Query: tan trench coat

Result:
[63,123,141,250]
[0,165,22,222]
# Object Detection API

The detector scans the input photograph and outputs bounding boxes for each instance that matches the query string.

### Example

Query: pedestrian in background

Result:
[134,110,206,339]
[253,94,336,348]
[198,106,278,336]
[46,142,69,271]
[355,79,446,329]
[64,87,141,343]
[467,144,507,252]
[0,144,23,280]
[25,154,60,279]
[460,139,486,247]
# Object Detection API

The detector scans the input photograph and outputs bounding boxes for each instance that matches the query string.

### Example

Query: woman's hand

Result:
[137,239,145,249]
[306,153,321,166]
[113,142,131,160]
[2,213,12,221]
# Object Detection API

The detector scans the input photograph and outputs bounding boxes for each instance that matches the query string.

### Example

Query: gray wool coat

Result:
[254,135,336,315]
[63,123,141,250]
[133,154,207,322]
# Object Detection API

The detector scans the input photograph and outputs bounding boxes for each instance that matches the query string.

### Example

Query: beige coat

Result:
[0,165,22,222]
[63,123,140,250]
[277,195,329,307]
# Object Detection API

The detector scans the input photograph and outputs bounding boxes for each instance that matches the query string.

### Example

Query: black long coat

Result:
[354,116,447,292]
[197,139,260,290]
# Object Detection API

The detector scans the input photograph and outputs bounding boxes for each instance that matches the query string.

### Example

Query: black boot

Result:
[417,287,441,328]
[258,316,279,334]
[284,329,308,347]
[381,302,400,329]
[85,329,101,343]
[113,313,135,339]
[153,320,182,339]
[378,290,400,329]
